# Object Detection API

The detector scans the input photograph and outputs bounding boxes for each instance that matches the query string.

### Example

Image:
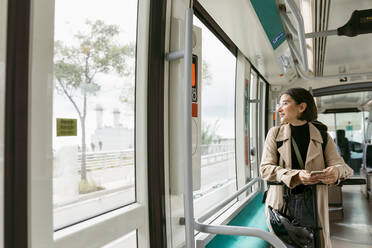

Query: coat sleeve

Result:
[324,133,354,183]
[260,126,301,188]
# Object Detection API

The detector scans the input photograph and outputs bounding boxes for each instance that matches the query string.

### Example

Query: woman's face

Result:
[277,94,306,124]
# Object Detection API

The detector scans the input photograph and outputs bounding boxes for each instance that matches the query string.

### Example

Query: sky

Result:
[53,0,138,149]
[53,0,237,150]
[194,17,236,139]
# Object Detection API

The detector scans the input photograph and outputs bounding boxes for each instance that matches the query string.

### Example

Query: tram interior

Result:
[3,0,372,247]
[192,0,372,247]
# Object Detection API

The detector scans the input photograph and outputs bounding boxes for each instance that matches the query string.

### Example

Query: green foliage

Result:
[201,120,221,145]
[202,59,212,86]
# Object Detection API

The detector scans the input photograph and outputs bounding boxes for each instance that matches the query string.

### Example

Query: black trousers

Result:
[285,188,317,248]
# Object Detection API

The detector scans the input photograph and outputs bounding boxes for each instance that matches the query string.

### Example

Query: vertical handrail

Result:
[166,8,195,247]
[285,0,308,71]
[167,8,287,248]
[281,2,372,80]
[183,8,195,248]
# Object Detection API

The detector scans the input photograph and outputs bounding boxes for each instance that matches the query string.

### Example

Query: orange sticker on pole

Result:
[192,103,198,117]
[192,63,196,87]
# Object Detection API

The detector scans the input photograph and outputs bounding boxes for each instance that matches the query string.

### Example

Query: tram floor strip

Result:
[333,222,372,234]
[331,236,372,246]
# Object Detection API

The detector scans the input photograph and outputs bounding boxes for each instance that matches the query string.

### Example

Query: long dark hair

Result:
[282,88,318,121]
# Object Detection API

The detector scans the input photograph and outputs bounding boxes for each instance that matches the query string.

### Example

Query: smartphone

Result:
[310,170,324,175]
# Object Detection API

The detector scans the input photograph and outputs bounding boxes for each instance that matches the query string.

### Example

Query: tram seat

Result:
[363,144,372,171]
[206,192,270,248]
[361,144,372,198]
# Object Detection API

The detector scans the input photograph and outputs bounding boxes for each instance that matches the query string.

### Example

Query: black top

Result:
[290,122,310,194]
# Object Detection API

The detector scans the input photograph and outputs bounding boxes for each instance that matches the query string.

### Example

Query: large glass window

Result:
[365,111,371,142]
[244,77,250,179]
[258,80,266,164]
[53,0,138,229]
[249,72,258,180]
[193,17,237,217]
[318,110,368,175]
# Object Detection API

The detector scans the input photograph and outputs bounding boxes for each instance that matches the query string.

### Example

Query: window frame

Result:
[0,0,7,246]
[27,0,151,247]
[5,0,30,246]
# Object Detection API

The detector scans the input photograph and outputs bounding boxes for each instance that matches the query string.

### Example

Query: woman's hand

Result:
[296,170,321,185]
[311,166,339,184]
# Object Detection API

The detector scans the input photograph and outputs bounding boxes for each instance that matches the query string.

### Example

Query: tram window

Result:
[318,111,367,174]
[52,0,137,229]
[318,112,365,143]
[258,80,266,164]
[365,111,371,142]
[193,17,237,218]
[101,230,137,248]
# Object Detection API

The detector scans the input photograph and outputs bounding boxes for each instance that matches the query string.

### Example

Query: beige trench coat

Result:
[260,123,353,248]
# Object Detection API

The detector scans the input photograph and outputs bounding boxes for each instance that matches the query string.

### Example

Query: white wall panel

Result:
[198,0,282,82]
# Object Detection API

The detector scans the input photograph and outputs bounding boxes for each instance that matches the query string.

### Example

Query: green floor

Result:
[206,192,271,248]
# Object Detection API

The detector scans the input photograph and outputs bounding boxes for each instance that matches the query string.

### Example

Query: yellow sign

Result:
[57,118,77,136]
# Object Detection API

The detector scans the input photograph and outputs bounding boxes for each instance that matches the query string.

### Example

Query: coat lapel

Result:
[305,122,324,170]
[276,124,291,169]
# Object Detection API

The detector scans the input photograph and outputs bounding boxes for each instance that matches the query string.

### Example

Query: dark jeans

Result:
[285,189,317,248]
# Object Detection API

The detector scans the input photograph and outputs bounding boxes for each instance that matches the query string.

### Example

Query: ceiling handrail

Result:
[280,2,372,81]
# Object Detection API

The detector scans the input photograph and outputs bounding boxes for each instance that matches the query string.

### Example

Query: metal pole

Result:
[166,50,184,61]
[285,0,308,71]
[197,178,260,223]
[311,185,320,248]
[287,38,303,69]
[305,29,338,39]
[280,11,298,37]
[334,113,338,146]
[183,8,195,248]
[295,63,372,81]
[194,222,287,248]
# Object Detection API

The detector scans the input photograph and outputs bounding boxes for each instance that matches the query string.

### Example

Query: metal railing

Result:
[201,151,234,167]
[165,6,287,247]
[196,178,259,223]
[200,143,234,155]
[77,150,134,171]
[74,145,234,172]
[193,178,286,248]
[280,0,372,80]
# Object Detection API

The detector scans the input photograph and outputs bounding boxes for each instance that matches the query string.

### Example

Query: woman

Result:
[260,88,353,248]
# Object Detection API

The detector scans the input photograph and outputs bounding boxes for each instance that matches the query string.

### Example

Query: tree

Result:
[202,59,212,86]
[201,120,221,145]
[54,20,134,191]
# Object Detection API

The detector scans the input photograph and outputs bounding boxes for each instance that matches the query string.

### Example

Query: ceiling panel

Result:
[324,0,372,76]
